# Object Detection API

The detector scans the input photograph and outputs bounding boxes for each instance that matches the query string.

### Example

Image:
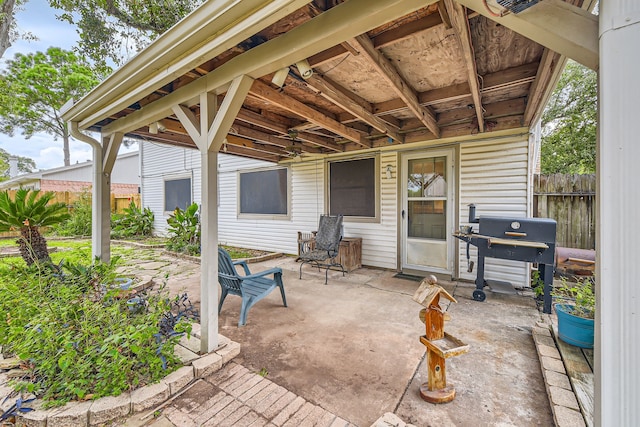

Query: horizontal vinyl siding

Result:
[141,144,399,268]
[344,152,397,269]
[458,138,530,286]
[141,142,199,236]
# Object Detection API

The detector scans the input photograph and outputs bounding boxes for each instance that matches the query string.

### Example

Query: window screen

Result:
[329,158,376,217]
[164,178,192,211]
[239,168,288,215]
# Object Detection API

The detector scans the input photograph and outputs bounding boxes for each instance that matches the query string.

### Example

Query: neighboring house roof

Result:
[0,151,139,190]
[61,0,598,164]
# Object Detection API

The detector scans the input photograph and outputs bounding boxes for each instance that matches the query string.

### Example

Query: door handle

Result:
[401,209,405,219]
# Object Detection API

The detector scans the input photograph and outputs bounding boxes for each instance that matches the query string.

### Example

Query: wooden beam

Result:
[172,104,203,149]
[249,79,368,147]
[236,108,291,134]
[372,13,444,49]
[372,61,538,115]
[225,134,289,156]
[68,0,311,127]
[523,50,563,125]
[235,108,341,150]
[308,45,349,67]
[308,12,444,67]
[232,124,325,153]
[456,0,598,70]
[351,34,440,138]
[304,74,403,142]
[437,0,452,29]
[445,0,484,132]
[103,132,124,173]
[221,143,282,162]
[522,0,594,126]
[208,75,254,151]
[99,0,436,137]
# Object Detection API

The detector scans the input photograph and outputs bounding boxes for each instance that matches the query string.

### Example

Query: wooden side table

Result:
[337,237,362,272]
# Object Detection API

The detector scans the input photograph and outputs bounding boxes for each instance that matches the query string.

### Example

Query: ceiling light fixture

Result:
[295,59,313,79]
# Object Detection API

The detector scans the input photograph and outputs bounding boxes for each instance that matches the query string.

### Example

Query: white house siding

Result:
[44,152,139,185]
[141,142,399,269]
[457,137,531,286]
[143,136,533,276]
[140,142,201,235]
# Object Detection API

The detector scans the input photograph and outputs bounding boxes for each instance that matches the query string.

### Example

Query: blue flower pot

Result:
[555,303,594,349]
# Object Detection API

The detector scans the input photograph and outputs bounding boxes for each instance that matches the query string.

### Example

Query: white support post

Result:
[199,86,219,353]
[91,143,111,262]
[200,149,219,353]
[171,77,253,353]
[597,2,640,425]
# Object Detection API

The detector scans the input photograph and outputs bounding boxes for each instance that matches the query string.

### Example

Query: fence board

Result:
[0,190,140,238]
[534,174,595,250]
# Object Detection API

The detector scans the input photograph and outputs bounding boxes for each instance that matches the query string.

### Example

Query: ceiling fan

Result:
[283,129,305,159]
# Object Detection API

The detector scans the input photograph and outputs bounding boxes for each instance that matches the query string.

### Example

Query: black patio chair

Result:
[299,214,345,285]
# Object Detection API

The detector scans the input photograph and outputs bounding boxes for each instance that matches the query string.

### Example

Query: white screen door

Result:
[401,149,455,274]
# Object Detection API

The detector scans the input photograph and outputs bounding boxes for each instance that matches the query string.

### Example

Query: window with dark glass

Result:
[329,158,376,217]
[164,178,191,211]
[239,168,288,215]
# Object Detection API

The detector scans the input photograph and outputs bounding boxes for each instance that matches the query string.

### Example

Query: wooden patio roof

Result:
[63,0,598,163]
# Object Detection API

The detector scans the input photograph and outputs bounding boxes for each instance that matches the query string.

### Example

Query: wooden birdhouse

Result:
[413,275,469,404]
[413,275,457,340]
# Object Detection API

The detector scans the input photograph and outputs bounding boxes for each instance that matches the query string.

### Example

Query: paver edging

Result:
[11,334,239,427]
[533,319,590,427]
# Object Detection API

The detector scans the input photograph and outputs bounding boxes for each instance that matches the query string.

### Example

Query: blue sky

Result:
[0,0,136,171]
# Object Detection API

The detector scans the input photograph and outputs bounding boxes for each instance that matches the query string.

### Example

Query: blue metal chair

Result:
[217,248,287,326]
[299,214,345,285]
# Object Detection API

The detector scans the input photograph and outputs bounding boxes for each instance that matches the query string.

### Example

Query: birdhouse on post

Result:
[413,275,468,404]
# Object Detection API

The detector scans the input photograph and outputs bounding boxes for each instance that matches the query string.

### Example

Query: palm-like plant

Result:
[0,189,70,265]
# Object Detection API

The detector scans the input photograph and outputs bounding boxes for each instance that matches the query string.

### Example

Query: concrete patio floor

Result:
[119,248,554,426]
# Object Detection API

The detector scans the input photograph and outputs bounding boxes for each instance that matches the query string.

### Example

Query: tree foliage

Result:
[0,188,70,265]
[0,148,36,181]
[0,47,104,166]
[0,0,35,59]
[541,60,597,174]
[49,0,204,69]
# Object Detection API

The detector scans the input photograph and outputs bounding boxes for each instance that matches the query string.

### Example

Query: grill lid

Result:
[478,217,557,243]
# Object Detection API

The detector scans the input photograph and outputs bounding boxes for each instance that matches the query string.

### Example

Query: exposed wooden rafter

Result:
[308,12,445,67]
[445,0,484,132]
[456,0,598,70]
[304,74,404,143]
[248,79,369,148]
[522,0,596,126]
[351,34,441,138]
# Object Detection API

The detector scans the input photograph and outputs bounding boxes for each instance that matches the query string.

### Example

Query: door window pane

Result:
[407,157,446,198]
[408,200,446,240]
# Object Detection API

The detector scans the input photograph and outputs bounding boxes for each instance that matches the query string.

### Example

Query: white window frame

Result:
[163,174,193,213]
[237,166,291,220]
[326,155,380,223]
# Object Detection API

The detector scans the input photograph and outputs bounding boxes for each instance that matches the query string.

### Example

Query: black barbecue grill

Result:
[455,204,557,313]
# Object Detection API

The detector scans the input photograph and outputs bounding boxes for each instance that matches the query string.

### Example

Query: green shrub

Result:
[166,203,200,255]
[54,192,92,237]
[0,259,194,407]
[111,202,154,239]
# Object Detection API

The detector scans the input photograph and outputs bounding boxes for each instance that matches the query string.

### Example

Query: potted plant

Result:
[553,276,595,348]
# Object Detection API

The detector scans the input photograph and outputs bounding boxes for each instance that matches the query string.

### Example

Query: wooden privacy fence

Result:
[533,174,595,250]
[0,190,140,238]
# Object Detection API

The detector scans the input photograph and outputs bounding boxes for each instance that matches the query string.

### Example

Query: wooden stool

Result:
[413,275,469,403]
